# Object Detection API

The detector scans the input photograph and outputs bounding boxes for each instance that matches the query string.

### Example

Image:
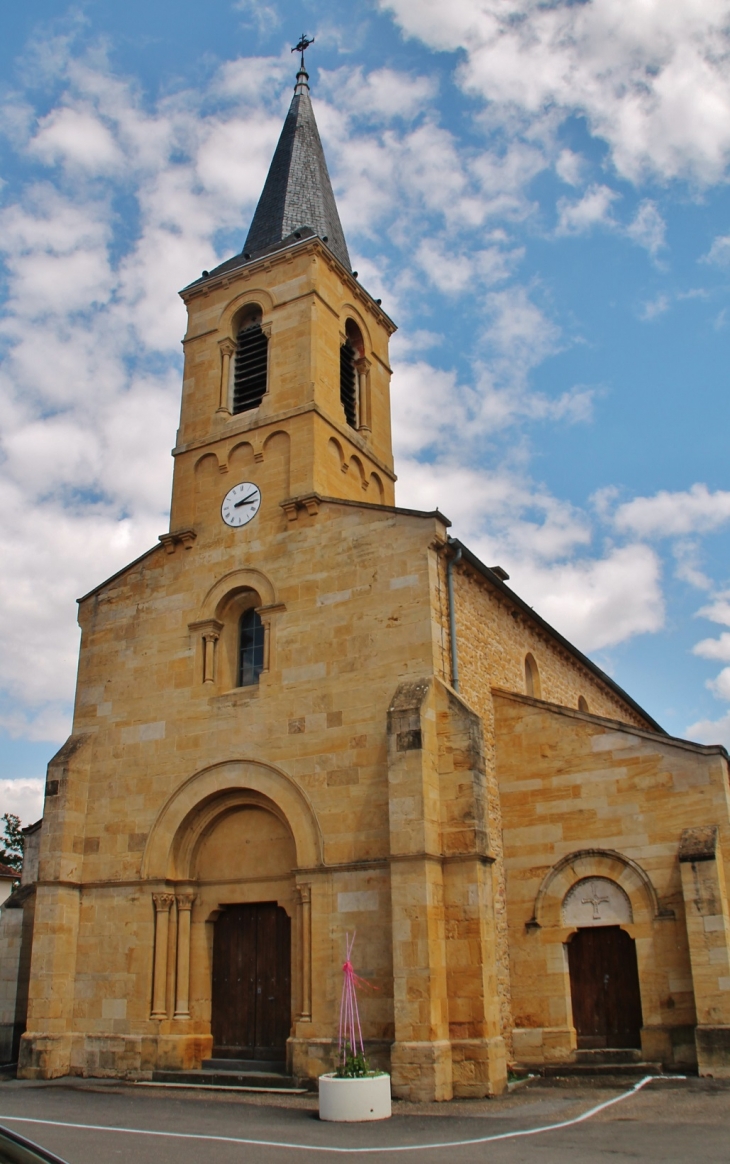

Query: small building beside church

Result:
[17,59,730,1099]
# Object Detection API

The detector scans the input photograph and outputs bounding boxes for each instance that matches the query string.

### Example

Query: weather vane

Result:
[292,34,314,70]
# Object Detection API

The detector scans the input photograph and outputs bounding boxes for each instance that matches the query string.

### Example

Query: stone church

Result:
[16,58,730,1099]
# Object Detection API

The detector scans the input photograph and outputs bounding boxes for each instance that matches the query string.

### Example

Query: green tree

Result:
[0,813,23,873]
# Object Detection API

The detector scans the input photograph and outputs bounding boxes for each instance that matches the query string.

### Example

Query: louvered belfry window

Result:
[233,317,268,414]
[339,340,358,428]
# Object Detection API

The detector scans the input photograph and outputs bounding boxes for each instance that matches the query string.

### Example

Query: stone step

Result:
[575,1048,644,1065]
[540,1060,663,1078]
[150,1069,306,1091]
[202,1058,286,1074]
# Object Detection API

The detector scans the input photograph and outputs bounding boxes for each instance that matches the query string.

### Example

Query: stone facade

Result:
[16,78,730,1094]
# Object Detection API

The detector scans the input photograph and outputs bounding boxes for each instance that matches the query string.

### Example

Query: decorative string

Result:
[338,931,367,1064]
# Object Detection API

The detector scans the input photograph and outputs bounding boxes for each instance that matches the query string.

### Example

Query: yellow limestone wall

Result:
[20,232,730,1095]
[493,691,730,1071]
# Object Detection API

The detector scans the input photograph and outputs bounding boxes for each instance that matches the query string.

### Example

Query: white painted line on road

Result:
[0,1076,677,1154]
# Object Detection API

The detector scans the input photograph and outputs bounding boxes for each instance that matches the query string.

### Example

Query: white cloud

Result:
[672,540,712,590]
[626,200,666,256]
[613,484,730,537]
[515,544,665,652]
[319,66,433,123]
[693,632,730,661]
[708,667,730,701]
[556,185,619,236]
[555,149,584,187]
[0,779,45,828]
[29,106,124,173]
[703,233,730,266]
[697,593,730,627]
[685,709,730,747]
[638,294,670,321]
[380,0,730,184]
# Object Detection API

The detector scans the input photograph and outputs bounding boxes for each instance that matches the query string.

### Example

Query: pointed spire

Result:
[243,50,351,271]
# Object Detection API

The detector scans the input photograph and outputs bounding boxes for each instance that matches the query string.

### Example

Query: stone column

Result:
[356,358,371,433]
[151,893,175,1019]
[679,826,730,1077]
[188,620,223,685]
[298,884,312,1021]
[202,631,219,684]
[217,339,235,413]
[174,894,196,1019]
[387,679,453,1102]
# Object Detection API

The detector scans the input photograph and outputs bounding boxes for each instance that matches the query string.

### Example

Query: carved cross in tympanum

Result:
[582,882,610,920]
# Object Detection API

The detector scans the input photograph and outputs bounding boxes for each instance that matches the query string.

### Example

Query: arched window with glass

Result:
[238,608,265,686]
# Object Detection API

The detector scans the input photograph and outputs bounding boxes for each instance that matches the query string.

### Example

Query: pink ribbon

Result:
[338,932,368,1061]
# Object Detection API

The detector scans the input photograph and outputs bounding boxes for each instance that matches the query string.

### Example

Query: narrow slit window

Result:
[525,653,541,699]
[339,340,357,428]
[238,609,265,686]
[233,313,268,414]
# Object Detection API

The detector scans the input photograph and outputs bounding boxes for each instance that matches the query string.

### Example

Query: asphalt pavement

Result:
[0,1074,727,1163]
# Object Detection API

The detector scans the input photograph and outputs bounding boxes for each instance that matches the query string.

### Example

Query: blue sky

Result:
[1,0,730,823]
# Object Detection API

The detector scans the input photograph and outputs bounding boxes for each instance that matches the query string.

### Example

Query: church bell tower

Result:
[167,55,396,549]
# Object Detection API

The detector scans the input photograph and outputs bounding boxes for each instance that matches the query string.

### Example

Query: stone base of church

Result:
[390,1039,453,1102]
[18,1033,75,1080]
[450,1037,507,1097]
[696,1025,730,1078]
[641,1024,697,1069]
[18,1032,214,1080]
[289,1036,393,1081]
[512,1024,700,1072]
[512,1026,576,1065]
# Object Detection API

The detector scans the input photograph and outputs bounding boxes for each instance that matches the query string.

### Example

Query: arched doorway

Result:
[568,927,643,1048]
[194,802,297,1063]
[211,902,291,1061]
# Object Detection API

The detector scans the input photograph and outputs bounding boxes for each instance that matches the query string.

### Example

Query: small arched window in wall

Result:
[578,695,589,713]
[340,319,364,429]
[233,306,268,414]
[525,652,541,699]
[238,608,265,686]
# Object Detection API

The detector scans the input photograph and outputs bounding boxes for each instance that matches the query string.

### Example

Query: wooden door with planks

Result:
[211,902,291,1060]
[568,926,643,1049]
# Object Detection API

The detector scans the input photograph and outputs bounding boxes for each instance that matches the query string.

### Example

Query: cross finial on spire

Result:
[292,33,314,71]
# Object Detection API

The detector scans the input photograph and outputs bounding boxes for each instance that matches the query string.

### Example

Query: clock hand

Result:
[234,491,258,508]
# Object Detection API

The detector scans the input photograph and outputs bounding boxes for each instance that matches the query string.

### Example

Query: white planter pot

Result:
[318,1073,392,1122]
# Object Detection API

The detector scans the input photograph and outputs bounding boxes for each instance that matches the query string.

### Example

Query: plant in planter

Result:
[318,934,391,1122]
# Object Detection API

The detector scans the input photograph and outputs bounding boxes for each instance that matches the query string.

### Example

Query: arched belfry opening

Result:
[233,305,268,414]
[340,319,364,429]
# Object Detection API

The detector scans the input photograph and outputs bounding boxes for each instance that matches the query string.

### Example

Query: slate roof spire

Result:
[243,52,351,271]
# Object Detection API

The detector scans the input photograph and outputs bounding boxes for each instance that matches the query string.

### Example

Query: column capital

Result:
[153,893,175,912]
[175,893,196,912]
[188,618,224,638]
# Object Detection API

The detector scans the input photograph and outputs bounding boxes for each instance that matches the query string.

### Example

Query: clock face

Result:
[221,481,262,528]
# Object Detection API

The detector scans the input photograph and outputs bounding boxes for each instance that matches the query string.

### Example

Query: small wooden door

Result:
[211,902,291,1060]
[568,926,643,1049]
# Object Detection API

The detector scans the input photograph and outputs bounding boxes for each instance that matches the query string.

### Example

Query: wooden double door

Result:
[568,926,643,1049]
[211,902,291,1060]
